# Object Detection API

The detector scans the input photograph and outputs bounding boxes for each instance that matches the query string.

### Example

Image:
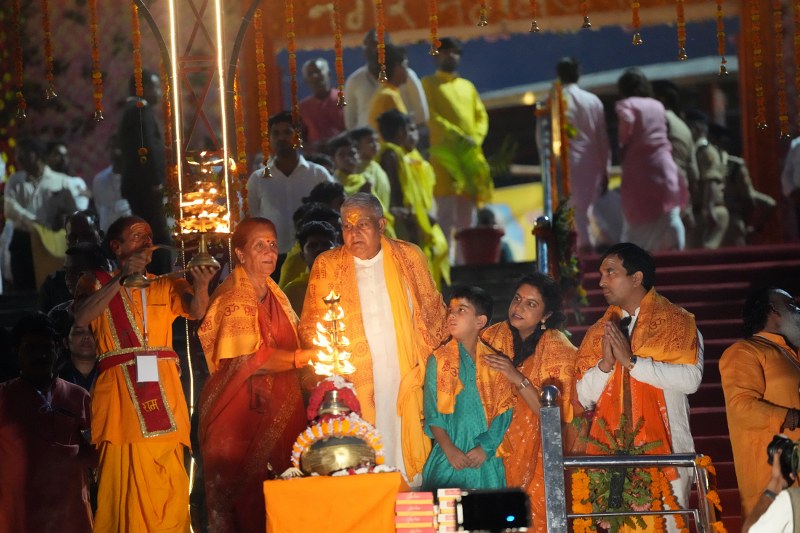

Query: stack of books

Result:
[395,492,436,533]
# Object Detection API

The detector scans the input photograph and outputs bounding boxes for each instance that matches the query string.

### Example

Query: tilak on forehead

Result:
[342,209,373,224]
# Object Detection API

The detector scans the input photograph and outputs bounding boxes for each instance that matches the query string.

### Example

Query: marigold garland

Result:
[284,0,302,148]
[695,456,729,532]
[41,0,57,99]
[750,0,768,129]
[332,0,347,105]
[290,412,385,470]
[428,0,441,54]
[12,0,25,118]
[529,0,540,32]
[375,0,387,82]
[478,1,489,26]
[88,0,103,120]
[676,0,688,60]
[774,0,791,138]
[581,0,592,29]
[160,61,172,150]
[631,1,643,45]
[253,8,271,177]
[570,469,593,533]
[131,2,144,101]
[658,469,687,532]
[716,0,728,76]
[233,67,247,220]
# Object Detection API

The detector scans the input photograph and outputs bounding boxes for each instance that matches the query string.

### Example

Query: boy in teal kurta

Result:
[422,286,515,490]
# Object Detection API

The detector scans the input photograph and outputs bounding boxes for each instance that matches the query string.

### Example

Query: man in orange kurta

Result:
[74,216,214,533]
[720,287,800,517]
[575,243,702,533]
[299,193,447,484]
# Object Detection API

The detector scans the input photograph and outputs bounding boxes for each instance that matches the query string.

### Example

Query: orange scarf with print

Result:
[578,289,697,461]
[434,337,515,456]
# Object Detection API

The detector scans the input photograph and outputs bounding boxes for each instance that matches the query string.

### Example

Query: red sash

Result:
[95,270,178,437]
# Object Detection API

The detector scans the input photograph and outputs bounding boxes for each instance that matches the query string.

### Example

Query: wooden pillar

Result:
[738,0,792,243]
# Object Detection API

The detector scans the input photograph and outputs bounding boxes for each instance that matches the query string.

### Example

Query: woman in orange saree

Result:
[483,273,579,532]
[198,217,314,533]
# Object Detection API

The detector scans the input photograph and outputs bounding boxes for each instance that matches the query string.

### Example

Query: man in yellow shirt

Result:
[720,287,800,518]
[422,38,491,262]
[299,193,447,484]
[74,215,215,532]
[368,44,409,133]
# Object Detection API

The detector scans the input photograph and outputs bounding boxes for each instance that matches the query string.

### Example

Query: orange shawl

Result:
[433,337,515,451]
[576,289,697,457]
[299,237,447,479]
[198,265,299,373]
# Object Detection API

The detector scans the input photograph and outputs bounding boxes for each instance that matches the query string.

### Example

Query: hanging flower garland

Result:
[160,61,172,151]
[12,0,25,118]
[233,67,247,220]
[375,0,387,82]
[285,0,302,148]
[131,1,148,163]
[676,0,688,60]
[88,0,104,120]
[631,1,643,45]
[41,0,57,99]
[529,0,540,32]
[333,0,347,105]
[428,0,441,54]
[716,0,728,76]
[571,469,593,533]
[794,0,800,128]
[774,0,791,138]
[581,0,592,29]
[478,1,489,27]
[750,0,768,129]
[253,8,271,177]
[696,456,729,533]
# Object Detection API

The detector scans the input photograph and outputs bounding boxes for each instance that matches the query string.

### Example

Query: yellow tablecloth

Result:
[263,472,407,533]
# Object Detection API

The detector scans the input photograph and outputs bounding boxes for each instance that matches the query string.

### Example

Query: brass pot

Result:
[300,436,377,476]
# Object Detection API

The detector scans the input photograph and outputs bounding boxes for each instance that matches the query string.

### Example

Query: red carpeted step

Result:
[580,243,800,271]
[690,408,729,438]
[688,487,741,524]
[690,383,725,409]
[703,359,721,384]
[584,282,752,307]
[721,515,742,533]
[704,339,739,360]
[693,436,734,462]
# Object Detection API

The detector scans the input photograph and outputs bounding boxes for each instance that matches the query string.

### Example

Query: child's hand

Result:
[466,446,487,468]
[443,445,471,470]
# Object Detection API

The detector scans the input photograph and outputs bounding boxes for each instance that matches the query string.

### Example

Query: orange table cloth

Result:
[263,472,407,533]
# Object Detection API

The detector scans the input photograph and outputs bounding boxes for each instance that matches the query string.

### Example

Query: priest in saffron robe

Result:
[720,287,800,517]
[299,193,448,484]
[198,217,314,533]
[482,273,579,531]
[73,216,215,533]
[575,243,703,533]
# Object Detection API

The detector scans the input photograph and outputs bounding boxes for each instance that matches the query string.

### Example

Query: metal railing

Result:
[539,385,718,533]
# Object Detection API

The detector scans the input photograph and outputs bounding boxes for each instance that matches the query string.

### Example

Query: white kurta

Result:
[343,65,429,130]
[576,310,705,533]
[749,490,793,533]
[353,249,405,478]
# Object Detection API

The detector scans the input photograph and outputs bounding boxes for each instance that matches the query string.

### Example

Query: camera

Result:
[767,434,798,485]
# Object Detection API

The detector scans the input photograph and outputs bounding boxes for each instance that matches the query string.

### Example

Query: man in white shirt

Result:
[4,138,80,290]
[744,447,796,533]
[92,135,131,232]
[554,57,610,252]
[343,29,428,130]
[46,140,91,211]
[575,242,703,533]
[299,193,447,485]
[246,111,333,254]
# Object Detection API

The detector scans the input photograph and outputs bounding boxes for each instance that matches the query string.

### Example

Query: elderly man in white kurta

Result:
[299,193,447,484]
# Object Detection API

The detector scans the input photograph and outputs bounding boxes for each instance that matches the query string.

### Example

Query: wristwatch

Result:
[627,355,638,371]
[517,377,532,391]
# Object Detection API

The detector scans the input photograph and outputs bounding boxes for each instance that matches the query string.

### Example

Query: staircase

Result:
[452,243,800,531]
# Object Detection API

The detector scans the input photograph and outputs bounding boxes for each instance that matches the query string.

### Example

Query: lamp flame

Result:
[310,291,356,376]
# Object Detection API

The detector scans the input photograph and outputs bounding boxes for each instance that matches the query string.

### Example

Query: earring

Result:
[540,320,547,331]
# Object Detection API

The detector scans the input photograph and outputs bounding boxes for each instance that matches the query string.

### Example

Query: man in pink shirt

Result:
[299,58,345,154]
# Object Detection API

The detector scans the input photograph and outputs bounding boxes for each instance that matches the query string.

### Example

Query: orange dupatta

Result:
[433,337,516,454]
[576,289,697,459]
